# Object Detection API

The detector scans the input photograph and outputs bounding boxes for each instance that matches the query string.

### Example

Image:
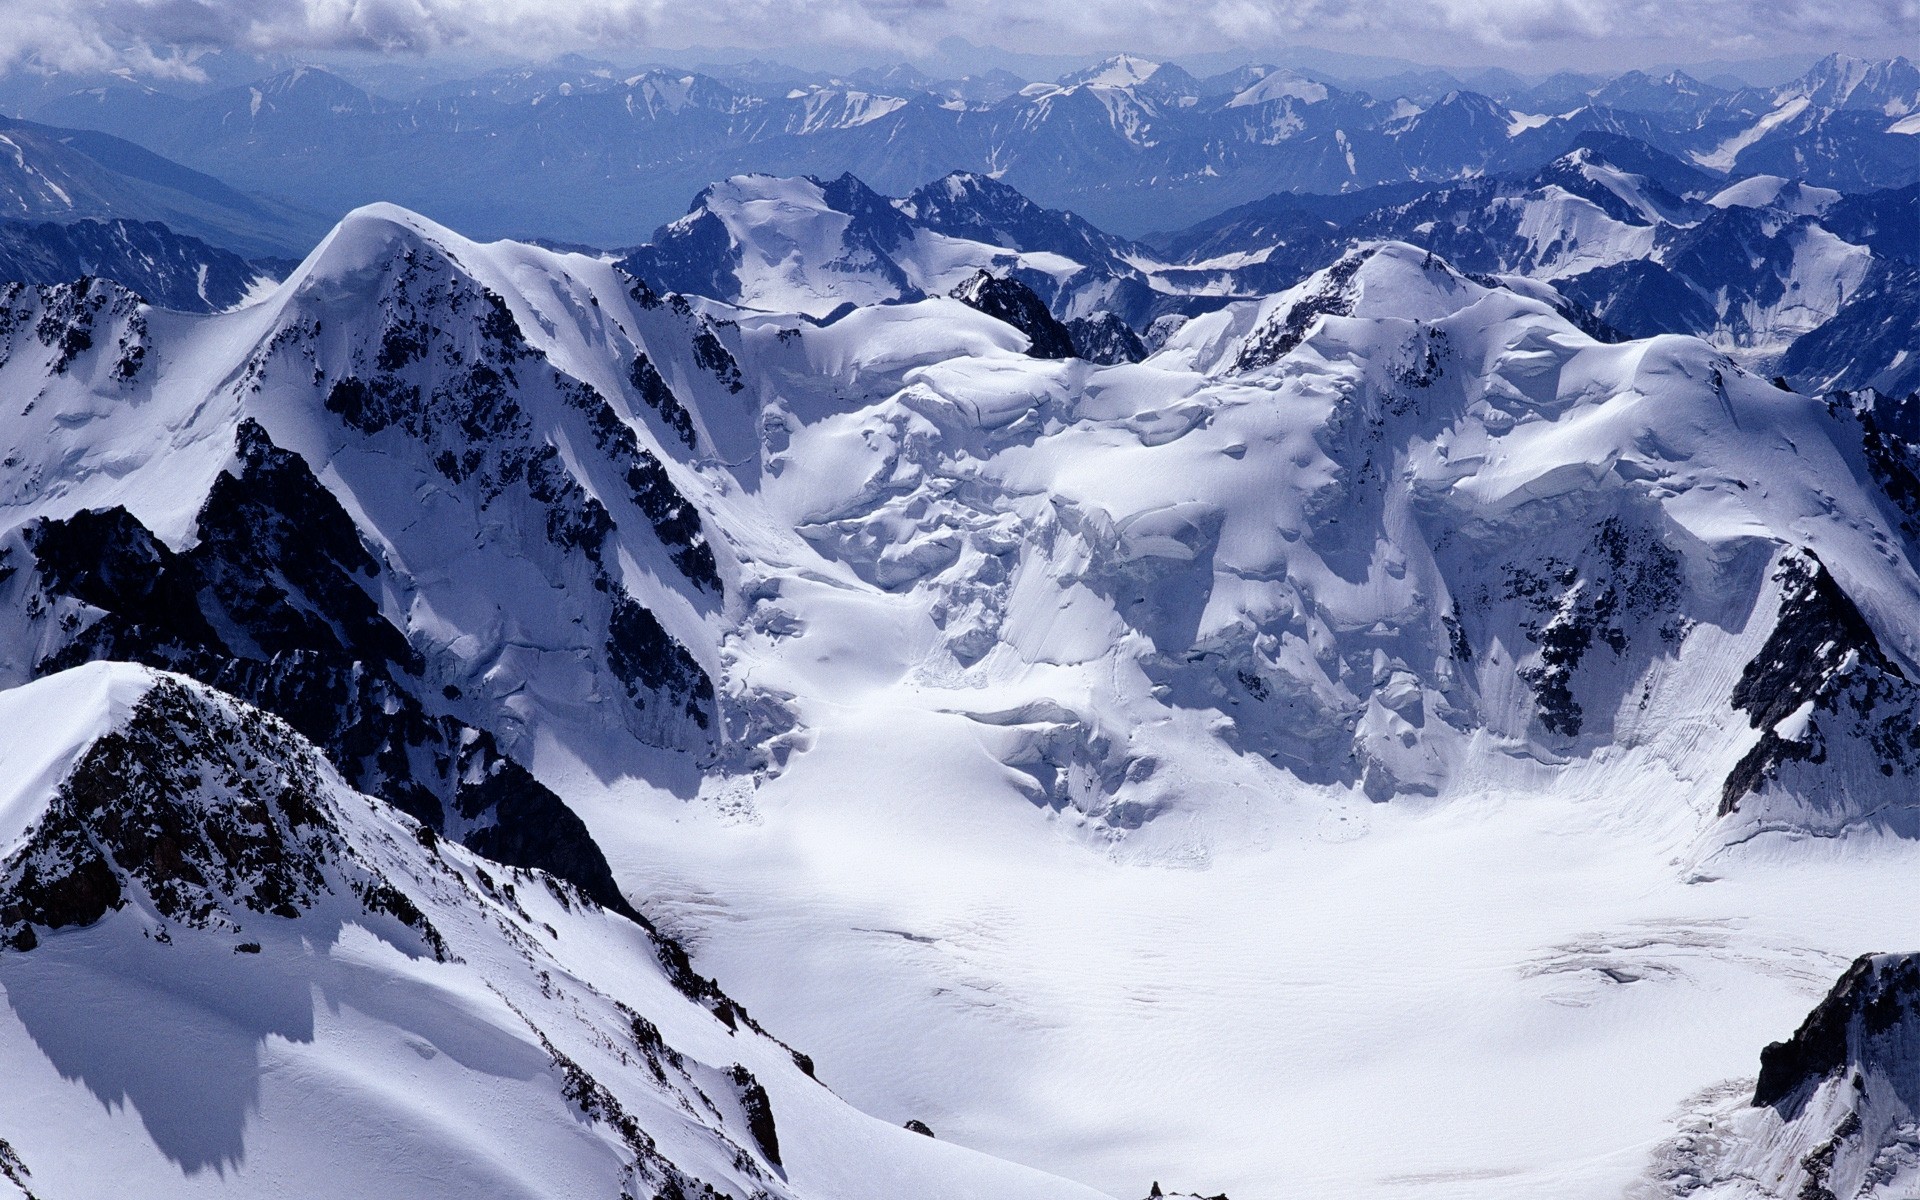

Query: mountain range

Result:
[0,181,1919,1194]
[1,38,1919,1200]
[7,52,1913,243]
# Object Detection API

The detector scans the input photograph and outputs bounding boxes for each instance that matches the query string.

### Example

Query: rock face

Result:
[1067,312,1148,364]
[17,421,638,916]
[1720,552,1920,819]
[1754,954,1920,1109]
[0,674,445,957]
[950,270,1077,359]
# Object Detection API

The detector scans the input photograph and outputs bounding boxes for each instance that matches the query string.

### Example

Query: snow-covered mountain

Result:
[6,190,1920,1197]
[616,170,1180,328]
[0,663,1105,1200]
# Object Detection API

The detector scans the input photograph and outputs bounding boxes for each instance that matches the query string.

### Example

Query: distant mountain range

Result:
[7,51,1913,243]
[0,114,321,258]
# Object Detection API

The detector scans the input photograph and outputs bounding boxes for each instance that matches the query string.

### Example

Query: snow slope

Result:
[0,663,1109,1200]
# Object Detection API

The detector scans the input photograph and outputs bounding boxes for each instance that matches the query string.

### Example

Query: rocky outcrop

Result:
[0,676,446,957]
[950,270,1076,360]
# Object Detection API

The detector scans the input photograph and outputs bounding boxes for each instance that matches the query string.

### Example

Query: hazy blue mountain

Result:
[17,53,1910,246]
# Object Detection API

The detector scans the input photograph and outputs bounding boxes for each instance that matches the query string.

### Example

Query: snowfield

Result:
[1,199,1918,1199]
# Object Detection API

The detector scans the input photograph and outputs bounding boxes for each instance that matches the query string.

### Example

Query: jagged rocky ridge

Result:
[0,218,274,313]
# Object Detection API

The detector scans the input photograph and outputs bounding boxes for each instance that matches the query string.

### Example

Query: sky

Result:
[0,0,1913,81]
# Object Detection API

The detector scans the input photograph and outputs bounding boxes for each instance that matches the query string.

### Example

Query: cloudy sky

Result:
[5,0,1915,79]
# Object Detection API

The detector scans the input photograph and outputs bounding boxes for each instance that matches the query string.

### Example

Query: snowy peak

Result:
[625,173,918,317]
[1225,69,1331,108]
[622,169,1166,327]
[1225,242,1487,372]
[1784,52,1920,116]
[283,200,467,299]
[899,170,1139,268]
[1535,146,1701,226]
[1706,174,1842,216]
[1058,54,1167,90]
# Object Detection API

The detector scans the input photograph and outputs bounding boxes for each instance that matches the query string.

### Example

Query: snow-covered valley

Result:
[2,190,1918,1199]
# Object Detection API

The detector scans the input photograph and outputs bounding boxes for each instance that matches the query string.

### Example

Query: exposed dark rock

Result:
[608,595,715,728]
[691,322,744,392]
[904,1119,935,1137]
[22,421,644,914]
[1836,389,1920,553]
[950,270,1076,360]
[1503,516,1682,739]
[1755,953,1920,1110]
[1720,551,1920,814]
[456,759,637,920]
[725,1064,782,1167]
[628,352,698,449]
[0,1135,37,1200]
[0,215,282,316]
[0,277,148,379]
[557,377,719,591]
[1067,312,1148,364]
[1232,252,1364,372]
[0,678,446,958]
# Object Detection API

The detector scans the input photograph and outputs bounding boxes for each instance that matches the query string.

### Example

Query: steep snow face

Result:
[632,174,915,317]
[1708,174,1843,216]
[0,663,1109,1200]
[727,239,1920,832]
[1225,70,1329,108]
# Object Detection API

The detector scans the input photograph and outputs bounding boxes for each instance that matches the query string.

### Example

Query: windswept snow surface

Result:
[5,208,1920,1198]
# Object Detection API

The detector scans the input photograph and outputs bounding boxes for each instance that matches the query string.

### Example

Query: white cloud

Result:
[0,0,1912,75]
